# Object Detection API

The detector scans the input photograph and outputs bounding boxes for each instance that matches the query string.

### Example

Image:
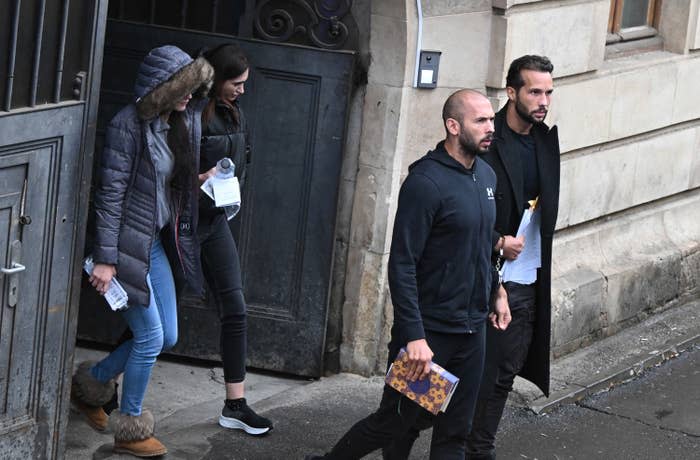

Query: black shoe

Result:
[219,398,273,436]
[304,456,327,460]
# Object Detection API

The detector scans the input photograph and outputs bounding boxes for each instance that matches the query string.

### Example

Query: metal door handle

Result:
[1,263,26,275]
[4,241,23,307]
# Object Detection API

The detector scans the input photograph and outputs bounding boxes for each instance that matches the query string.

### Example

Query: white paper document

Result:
[200,176,241,208]
[502,205,541,284]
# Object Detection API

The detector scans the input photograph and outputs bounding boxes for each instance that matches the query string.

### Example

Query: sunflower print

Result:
[385,349,459,415]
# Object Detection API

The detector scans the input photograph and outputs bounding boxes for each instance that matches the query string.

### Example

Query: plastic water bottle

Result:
[216,157,235,180]
[83,256,129,311]
[215,158,240,220]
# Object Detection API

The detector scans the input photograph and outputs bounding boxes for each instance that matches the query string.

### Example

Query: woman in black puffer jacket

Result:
[72,45,212,457]
[197,43,273,436]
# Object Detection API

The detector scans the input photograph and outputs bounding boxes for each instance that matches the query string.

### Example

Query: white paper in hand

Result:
[200,176,241,207]
[200,178,215,200]
[502,205,542,284]
[212,176,241,207]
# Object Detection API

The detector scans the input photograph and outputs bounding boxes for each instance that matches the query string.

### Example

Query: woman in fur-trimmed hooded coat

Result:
[71,45,213,458]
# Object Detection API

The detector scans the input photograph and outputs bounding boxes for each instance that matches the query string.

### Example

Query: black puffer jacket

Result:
[92,45,213,306]
[199,99,250,217]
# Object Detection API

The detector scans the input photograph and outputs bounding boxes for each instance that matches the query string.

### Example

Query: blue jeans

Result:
[91,238,178,416]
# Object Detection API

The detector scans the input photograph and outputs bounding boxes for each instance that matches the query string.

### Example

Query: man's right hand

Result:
[502,235,525,260]
[90,263,116,295]
[405,338,433,382]
[489,284,511,331]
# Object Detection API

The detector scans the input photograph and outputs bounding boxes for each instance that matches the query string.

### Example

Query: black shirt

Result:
[506,124,539,206]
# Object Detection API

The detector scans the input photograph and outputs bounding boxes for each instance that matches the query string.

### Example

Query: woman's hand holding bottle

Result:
[90,263,116,294]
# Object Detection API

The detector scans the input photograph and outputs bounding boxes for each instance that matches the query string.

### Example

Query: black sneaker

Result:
[219,398,273,436]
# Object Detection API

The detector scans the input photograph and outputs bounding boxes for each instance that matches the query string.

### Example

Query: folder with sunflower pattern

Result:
[384,348,460,415]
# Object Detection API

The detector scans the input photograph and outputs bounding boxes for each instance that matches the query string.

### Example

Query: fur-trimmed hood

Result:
[134,45,213,120]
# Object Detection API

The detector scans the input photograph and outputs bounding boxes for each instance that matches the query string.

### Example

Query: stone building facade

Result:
[325,0,700,375]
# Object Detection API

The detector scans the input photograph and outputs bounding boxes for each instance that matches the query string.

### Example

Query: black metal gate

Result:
[0,1,107,458]
[77,18,354,377]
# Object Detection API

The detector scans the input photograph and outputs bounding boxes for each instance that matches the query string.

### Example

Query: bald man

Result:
[306,90,510,460]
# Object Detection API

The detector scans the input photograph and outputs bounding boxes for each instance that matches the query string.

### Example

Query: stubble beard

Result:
[515,97,547,125]
[458,131,489,158]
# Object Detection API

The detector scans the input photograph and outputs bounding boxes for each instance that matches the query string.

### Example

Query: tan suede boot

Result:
[71,361,116,432]
[111,410,167,457]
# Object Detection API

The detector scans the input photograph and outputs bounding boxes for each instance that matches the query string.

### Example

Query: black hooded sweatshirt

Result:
[388,141,497,345]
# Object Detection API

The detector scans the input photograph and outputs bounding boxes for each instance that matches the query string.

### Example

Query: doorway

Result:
[77,7,356,377]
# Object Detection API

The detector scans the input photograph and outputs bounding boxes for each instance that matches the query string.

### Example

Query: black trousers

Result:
[382,283,536,460]
[465,282,536,459]
[326,327,486,460]
[198,212,247,383]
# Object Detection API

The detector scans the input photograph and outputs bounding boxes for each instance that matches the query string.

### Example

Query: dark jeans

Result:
[465,282,536,459]
[199,212,247,383]
[325,327,486,460]
[383,283,536,460]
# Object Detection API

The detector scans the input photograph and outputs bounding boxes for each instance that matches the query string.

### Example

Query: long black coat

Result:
[483,103,560,396]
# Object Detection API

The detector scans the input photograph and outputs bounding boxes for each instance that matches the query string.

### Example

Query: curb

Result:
[529,332,700,414]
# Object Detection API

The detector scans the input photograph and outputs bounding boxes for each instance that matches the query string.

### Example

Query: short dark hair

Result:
[442,92,464,127]
[441,89,485,135]
[506,55,553,92]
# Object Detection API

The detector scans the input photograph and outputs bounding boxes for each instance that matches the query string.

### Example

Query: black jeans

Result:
[325,327,486,460]
[465,282,536,459]
[198,212,247,383]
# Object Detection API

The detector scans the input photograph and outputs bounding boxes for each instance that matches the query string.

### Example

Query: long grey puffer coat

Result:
[92,45,213,307]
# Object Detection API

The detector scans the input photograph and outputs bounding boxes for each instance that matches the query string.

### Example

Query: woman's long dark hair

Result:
[167,110,196,200]
[202,43,249,126]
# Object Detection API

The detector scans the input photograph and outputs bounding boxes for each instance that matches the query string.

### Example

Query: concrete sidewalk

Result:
[65,298,700,459]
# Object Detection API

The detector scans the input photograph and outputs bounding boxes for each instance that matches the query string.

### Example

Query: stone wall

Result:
[331,0,700,375]
[332,0,412,375]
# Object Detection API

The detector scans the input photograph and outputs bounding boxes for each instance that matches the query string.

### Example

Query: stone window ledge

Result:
[605,35,664,60]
